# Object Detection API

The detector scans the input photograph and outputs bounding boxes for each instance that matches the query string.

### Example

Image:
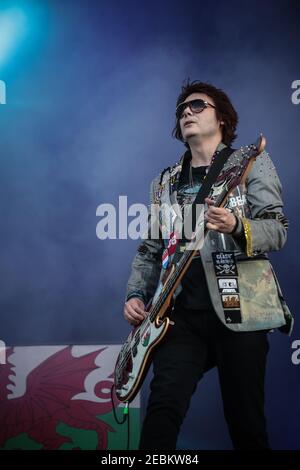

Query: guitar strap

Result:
[172,146,236,264]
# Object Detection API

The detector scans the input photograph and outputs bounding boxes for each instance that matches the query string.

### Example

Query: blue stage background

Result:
[0,0,299,449]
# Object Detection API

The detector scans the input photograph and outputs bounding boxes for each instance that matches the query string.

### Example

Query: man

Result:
[123,81,292,450]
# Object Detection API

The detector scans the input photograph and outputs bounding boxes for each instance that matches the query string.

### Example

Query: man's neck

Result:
[189,135,223,167]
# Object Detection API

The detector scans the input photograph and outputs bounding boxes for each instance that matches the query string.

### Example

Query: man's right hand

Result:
[124,297,147,325]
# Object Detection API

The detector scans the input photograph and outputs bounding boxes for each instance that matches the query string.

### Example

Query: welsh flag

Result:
[0,345,140,450]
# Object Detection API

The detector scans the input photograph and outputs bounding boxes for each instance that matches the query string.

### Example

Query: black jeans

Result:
[139,304,270,450]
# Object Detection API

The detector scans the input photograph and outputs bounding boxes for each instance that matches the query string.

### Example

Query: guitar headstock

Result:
[209,134,267,205]
[234,133,266,185]
[256,134,266,154]
[228,134,265,183]
[246,133,266,159]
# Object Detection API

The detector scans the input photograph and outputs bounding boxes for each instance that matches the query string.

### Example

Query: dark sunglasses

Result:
[176,98,216,119]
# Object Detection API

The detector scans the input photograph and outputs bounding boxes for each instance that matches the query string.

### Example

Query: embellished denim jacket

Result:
[125,142,293,334]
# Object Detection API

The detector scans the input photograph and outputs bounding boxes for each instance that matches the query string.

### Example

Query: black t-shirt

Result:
[175,157,214,310]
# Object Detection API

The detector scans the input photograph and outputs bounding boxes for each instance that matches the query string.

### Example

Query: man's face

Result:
[178,92,221,143]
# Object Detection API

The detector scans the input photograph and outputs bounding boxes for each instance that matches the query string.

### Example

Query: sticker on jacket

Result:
[212,252,238,276]
[162,231,179,269]
[212,251,241,324]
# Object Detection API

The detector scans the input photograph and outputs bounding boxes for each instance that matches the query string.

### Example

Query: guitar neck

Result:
[148,189,226,322]
[148,148,258,322]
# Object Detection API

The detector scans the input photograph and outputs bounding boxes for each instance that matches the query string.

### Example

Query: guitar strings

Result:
[115,147,256,386]
[116,184,231,375]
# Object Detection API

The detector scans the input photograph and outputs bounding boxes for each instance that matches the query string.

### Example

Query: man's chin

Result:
[183,130,199,139]
[184,132,202,142]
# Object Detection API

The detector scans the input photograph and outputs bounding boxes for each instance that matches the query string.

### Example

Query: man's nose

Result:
[182,105,193,118]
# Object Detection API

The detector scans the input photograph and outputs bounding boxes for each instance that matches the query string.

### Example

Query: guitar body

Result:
[114,306,173,402]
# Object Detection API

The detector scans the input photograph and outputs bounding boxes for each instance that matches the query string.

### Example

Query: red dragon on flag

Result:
[0,346,117,449]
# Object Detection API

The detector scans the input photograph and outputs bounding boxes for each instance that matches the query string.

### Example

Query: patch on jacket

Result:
[212,251,242,324]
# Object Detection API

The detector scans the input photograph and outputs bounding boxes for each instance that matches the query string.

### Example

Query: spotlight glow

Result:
[0,8,28,66]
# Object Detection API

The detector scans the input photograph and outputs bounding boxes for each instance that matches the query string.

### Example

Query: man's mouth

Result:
[184,121,196,127]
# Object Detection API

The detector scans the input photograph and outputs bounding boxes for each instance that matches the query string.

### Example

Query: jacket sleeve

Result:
[235,150,289,256]
[125,175,164,304]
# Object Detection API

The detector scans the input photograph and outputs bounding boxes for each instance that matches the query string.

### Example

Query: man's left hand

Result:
[204,197,237,234]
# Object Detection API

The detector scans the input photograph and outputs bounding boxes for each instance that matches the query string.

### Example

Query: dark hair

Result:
[172,79,238,147]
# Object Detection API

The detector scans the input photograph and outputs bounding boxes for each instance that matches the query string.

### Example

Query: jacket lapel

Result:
[168,152,186,220]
